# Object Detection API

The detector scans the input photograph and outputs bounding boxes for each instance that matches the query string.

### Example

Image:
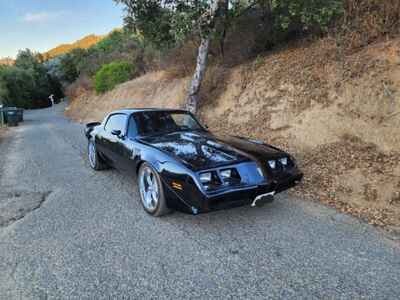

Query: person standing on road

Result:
[49,94,55,107]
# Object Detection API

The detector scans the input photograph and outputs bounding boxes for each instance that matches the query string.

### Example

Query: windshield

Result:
[133,111,204,136]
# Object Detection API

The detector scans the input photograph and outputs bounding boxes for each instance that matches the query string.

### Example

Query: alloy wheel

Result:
[139,167,159,212]
[88,141,96,168]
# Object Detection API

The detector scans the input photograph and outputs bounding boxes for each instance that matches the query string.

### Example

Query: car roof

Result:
[111,108,190,115]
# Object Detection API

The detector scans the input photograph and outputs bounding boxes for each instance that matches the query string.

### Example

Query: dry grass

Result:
[160,40,199,79]
[338,0,400,50]
[65,76,93,100]
[65,71,189,122]
[294,134,400,228]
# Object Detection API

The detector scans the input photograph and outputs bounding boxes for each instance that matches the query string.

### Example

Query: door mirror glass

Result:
[111,129,121,136]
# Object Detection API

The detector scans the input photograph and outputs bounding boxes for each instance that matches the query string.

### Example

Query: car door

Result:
[96,115,113,163]
[114,114,140,175]
[97,113,127,167]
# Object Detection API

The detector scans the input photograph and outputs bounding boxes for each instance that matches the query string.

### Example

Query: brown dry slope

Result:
[0,58,15,66]
[201,38,400,230]
[65,71,189,122]
[66,38,400,231]
[43,34,105,59]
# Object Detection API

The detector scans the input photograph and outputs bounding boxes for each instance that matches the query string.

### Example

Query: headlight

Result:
[268,160,276,169]
[220,168,241,184]
[220,169,232,179]
[199,172,212,183]
[279,157,288,166]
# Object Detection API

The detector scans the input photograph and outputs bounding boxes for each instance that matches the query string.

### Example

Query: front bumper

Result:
[197,172,303,213]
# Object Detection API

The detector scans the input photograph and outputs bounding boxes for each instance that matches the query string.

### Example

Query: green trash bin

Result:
[2,107,23,124]
[6,109,19,127]
[0,108,4,127]
[2,107,15,123]
[16,108,24,122]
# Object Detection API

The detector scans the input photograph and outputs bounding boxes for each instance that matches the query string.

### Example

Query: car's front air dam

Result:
[199,184,272,212]
[197,172,303,213]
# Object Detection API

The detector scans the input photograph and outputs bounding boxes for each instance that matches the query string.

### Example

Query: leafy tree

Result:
[0,68,9,105]
[58,48,88,83]
[0,49,63,108]
[0,66,36,108]
[114,0,177,48]
[15,49,38,69]
[15,49,56,103]
[114,0,229,113]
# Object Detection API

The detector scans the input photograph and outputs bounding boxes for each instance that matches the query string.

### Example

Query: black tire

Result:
[88,139,107,171]
[138,163,170,217]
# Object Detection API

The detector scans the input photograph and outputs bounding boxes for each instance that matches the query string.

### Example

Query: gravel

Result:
[0,104,399,299]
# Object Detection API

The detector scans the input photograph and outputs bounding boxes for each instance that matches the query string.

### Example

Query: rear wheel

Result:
[88,139,107,170]
[138,163,169,217]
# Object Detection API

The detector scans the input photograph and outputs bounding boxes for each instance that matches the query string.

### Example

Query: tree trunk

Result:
[186,37,210,114]
[186,0,226,115]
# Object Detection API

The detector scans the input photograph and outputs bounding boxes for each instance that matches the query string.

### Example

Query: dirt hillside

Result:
[65,71,189,122]
[66,37,400,231]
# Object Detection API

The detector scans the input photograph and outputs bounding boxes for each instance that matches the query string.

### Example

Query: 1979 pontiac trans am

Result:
[85,108,303,217]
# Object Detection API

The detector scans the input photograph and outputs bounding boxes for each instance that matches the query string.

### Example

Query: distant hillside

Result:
[43,34,105,59]
[0,58,15,66]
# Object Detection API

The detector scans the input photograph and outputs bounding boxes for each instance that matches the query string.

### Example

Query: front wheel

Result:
[88,139,107,170]
[138,163,169,217]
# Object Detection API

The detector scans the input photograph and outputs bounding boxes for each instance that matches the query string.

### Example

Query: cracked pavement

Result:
[0,190,51,227]
[0,104,399,299]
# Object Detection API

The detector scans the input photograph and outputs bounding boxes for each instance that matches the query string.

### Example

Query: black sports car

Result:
[85,108,303,216]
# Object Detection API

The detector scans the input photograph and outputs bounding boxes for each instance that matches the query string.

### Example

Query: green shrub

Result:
[94,61,135,94]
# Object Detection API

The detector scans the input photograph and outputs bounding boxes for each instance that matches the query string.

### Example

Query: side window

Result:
[104,114,127,133]
[127,115,138,138]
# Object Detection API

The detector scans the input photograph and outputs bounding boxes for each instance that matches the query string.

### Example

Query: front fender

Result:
[133,142,204,213]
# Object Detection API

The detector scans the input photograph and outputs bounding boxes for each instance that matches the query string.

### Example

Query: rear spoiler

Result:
[84,122,101,138]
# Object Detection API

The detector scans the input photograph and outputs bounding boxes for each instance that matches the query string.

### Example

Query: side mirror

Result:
[111,129,122,137]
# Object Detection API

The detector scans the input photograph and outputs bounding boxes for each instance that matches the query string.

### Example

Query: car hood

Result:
[138,131,285,171]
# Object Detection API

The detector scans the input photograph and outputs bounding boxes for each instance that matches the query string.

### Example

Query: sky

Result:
[0,0,124,58]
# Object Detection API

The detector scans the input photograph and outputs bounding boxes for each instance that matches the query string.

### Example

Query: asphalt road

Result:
[0,105,399,299]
